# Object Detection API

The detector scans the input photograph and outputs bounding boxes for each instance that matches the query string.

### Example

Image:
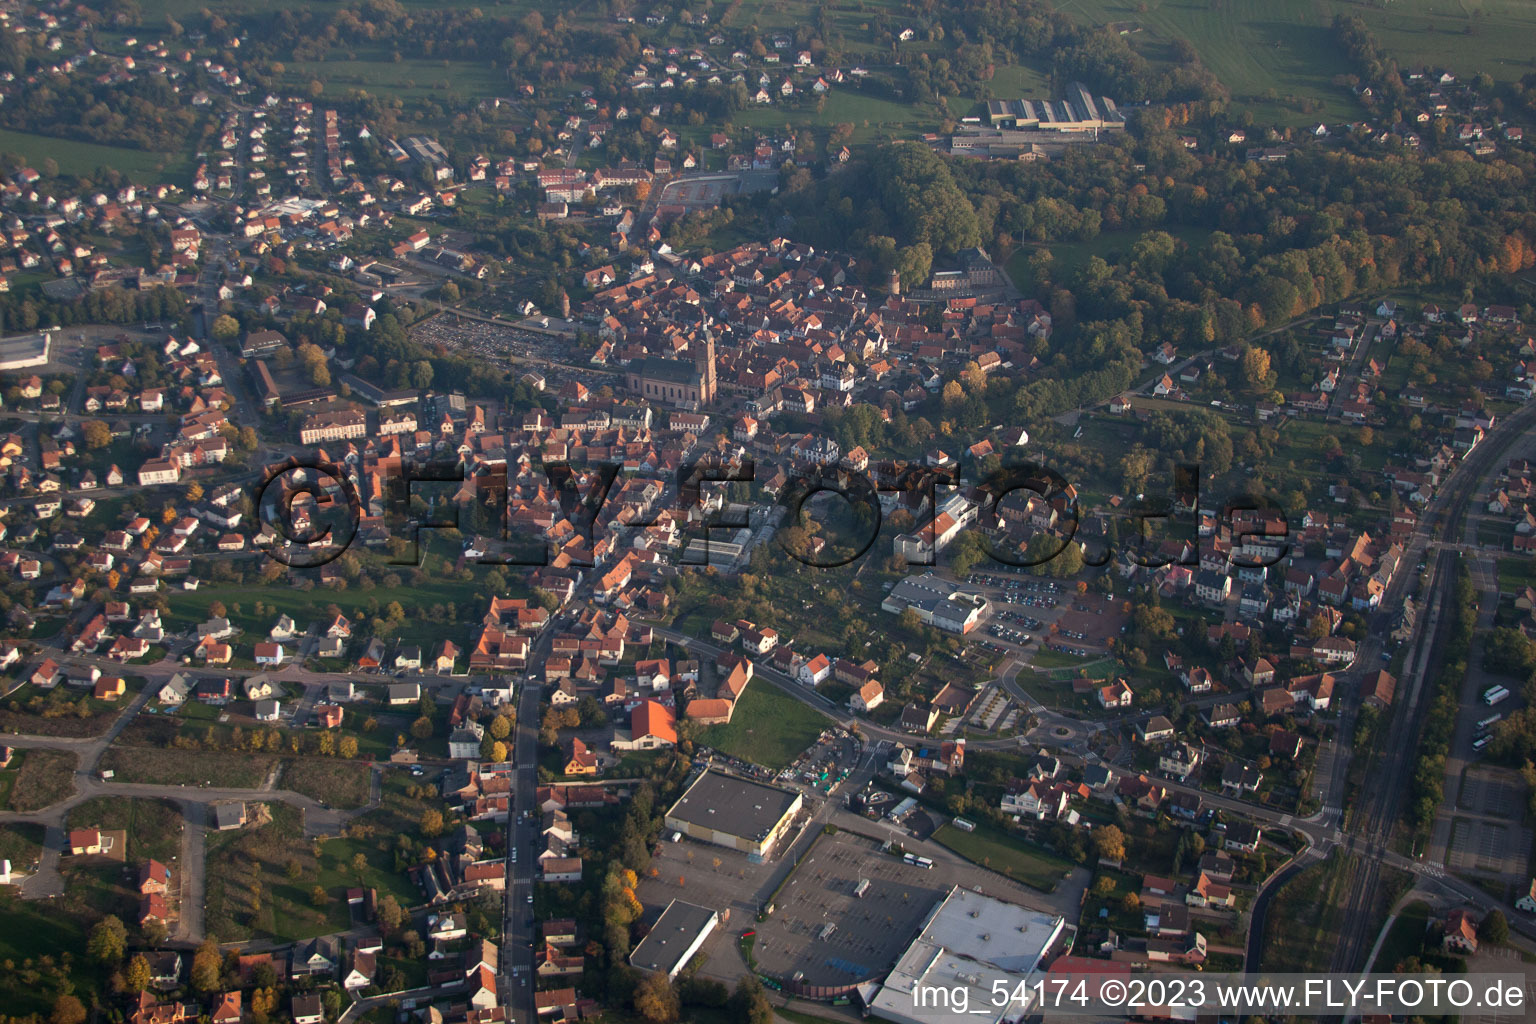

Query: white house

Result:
[1517,879,1536,913]
[850,680,884,713]
[798,654,831,687]
[254,643,286,666]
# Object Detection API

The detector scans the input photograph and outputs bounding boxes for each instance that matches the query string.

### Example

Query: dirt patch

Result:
[3,749,77,811]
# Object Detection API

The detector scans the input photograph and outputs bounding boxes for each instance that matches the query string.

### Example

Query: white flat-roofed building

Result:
[0,331,51,370]
[628,900,719,978]
[869,886,1066,1024]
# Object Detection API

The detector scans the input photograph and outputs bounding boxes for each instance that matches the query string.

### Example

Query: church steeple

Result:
[696,327,717,406]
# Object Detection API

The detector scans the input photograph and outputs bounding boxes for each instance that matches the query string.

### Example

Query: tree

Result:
[211,314,240,342]
[81,419,112,450]
[729,976,773,1024]
[377,894,404,933]
[190,939,222,993]
[1480,909,1509,945]
[1092,824,1126,863]
[50,996,86,1024]
[489,715,511,740]
[125,953,152,993]
[338,735,359,758]
[1239,345,1276,393]
[310,886,329,908]
[411,715,434,740]
[633,971,681,1024]
[420,808,445,837]
[87,914,128,964]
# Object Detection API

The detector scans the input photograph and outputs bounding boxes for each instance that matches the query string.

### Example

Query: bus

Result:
[1484,685,1511,706]
[952,817,977,832]
[913,855,934,870]
[853,877,871,898]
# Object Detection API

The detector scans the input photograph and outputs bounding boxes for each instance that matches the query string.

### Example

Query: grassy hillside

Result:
[1059,0,1536,121]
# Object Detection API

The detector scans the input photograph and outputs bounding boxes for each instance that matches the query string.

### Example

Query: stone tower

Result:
[888,268,901,297]
[696,328,717,406]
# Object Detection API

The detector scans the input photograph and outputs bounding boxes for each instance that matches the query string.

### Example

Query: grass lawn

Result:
[204,802,349,942]
[931,821,1072,893]
[730,87,935,144]
[66,797,183,865]
[0,822,46,874]
[0,753,20,808]
[0,127,194,183]
[278,48,507,105]
[205,772,435,942]
[1376,899,1433,973]
[1258,851,1416,973]
[1055,0,1536,120]
[99,746,275,789]
[1006,226,1214,292]
[699,682,832,769]
[280,758,373,809]
[0,683,132,738]
[2,749,77,812]
[164,538,522,651]
[1497,558,1536,594]
[0,894,91,1016]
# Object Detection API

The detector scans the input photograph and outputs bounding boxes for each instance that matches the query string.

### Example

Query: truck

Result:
[952,817,977,832]
[1484,685,1511,706]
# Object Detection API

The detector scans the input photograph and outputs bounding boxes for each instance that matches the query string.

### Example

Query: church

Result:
[624,331,718,410]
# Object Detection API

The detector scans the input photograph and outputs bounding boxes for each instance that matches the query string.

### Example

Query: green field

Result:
[0,896,90,1015]
[278,50,507,104]
[931,821,1074,892]
[1375,899,1433,973]
[164,541,524,651]
[67,797,184,865]
[0,823,45,876]
[730,88,937,145]
[1007,226,1215,292]
[0,128,192,183]
[1059,0,1536,120]
[699,681,833,769]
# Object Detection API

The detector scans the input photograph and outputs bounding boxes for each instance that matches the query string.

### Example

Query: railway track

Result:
[1323,401,1536,971]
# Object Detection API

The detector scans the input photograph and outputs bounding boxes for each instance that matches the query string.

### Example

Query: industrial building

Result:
[881,573,991,633]
[663,770,802,862]
[985,83,1125,131]
[866,886,1067,1024]
[0,331,51,370]
[628,900,720,978]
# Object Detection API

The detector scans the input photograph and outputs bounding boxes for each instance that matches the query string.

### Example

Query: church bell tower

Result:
[696,328,717,406]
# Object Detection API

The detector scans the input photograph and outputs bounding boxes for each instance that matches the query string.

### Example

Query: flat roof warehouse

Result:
[664,769,802,860]
[628,900,720,978]
[0,331,51,370]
